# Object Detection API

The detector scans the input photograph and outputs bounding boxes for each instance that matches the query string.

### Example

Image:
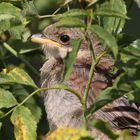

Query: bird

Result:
[31,23,140,139]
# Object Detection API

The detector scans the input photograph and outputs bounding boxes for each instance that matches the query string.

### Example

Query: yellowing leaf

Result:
[44,127,92,140]
[0,67,37,88]
[11,106,37,140]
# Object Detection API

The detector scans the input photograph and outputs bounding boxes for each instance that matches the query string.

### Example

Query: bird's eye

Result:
[60,34,70,43]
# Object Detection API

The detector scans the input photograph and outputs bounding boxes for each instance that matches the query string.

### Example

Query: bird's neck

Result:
[40,57,63,87]
[40,50,113,89]
[40,50,91,85]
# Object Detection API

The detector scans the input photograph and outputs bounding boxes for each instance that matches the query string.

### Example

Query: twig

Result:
[38,14,56,19]
[0,85,83,119]
[38,7,62,19]
[83,45,108,129]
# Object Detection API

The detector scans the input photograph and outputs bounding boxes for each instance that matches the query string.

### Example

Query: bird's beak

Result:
[31,33,64,48]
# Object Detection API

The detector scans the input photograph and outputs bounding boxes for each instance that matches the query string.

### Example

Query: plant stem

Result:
[96,50,108,62]
[83,59,96,129]
[53,7,61,15]
[38,14,56,19]
[83,60,96,110]
[0,85,83,119]
[3,42,39,77]
[83,48,108,129]
[3,42,18,57]
[82,31,97,129]
[85,9,93,35]
[38,7,61,19]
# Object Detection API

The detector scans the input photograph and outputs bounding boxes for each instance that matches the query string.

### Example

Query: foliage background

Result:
[0,0,140,140]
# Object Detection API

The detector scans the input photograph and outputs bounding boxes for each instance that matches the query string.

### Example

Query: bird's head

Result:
[31,23,98,60]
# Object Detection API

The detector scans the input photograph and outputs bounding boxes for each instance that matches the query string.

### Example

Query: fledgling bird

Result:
[31,23,140,139]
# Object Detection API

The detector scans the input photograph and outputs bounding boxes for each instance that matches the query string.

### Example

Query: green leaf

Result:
[113,73,132,92]
[56,9,89,19]
[123,59,140,81]
[0,88,18,109]
[22,1,39,18]
[135,80,140,88]
[9,25,25,40]
[0,2,27,39]
[57,17,86,28]
[128,89,140,104]
[0,14,15,34]
[127,92,135,103]
[26,103,42,123]
[21,28,31,42]
[11,106,37,140]
[0,14,15,21]
[94,9,128,19]
[96,0,127,34]
[13,86,42,123]
[63,39,81,80]
[0,2,23,22]
[93,120,118,140]
[91,25,118,58]
[0,67,37,88]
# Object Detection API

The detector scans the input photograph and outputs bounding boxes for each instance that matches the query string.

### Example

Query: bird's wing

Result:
[68,57,140,135]
[96,96,140,135]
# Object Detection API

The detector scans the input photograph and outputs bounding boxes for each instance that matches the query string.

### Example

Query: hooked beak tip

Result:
[31,33,43,39]
[31,33,45,44]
